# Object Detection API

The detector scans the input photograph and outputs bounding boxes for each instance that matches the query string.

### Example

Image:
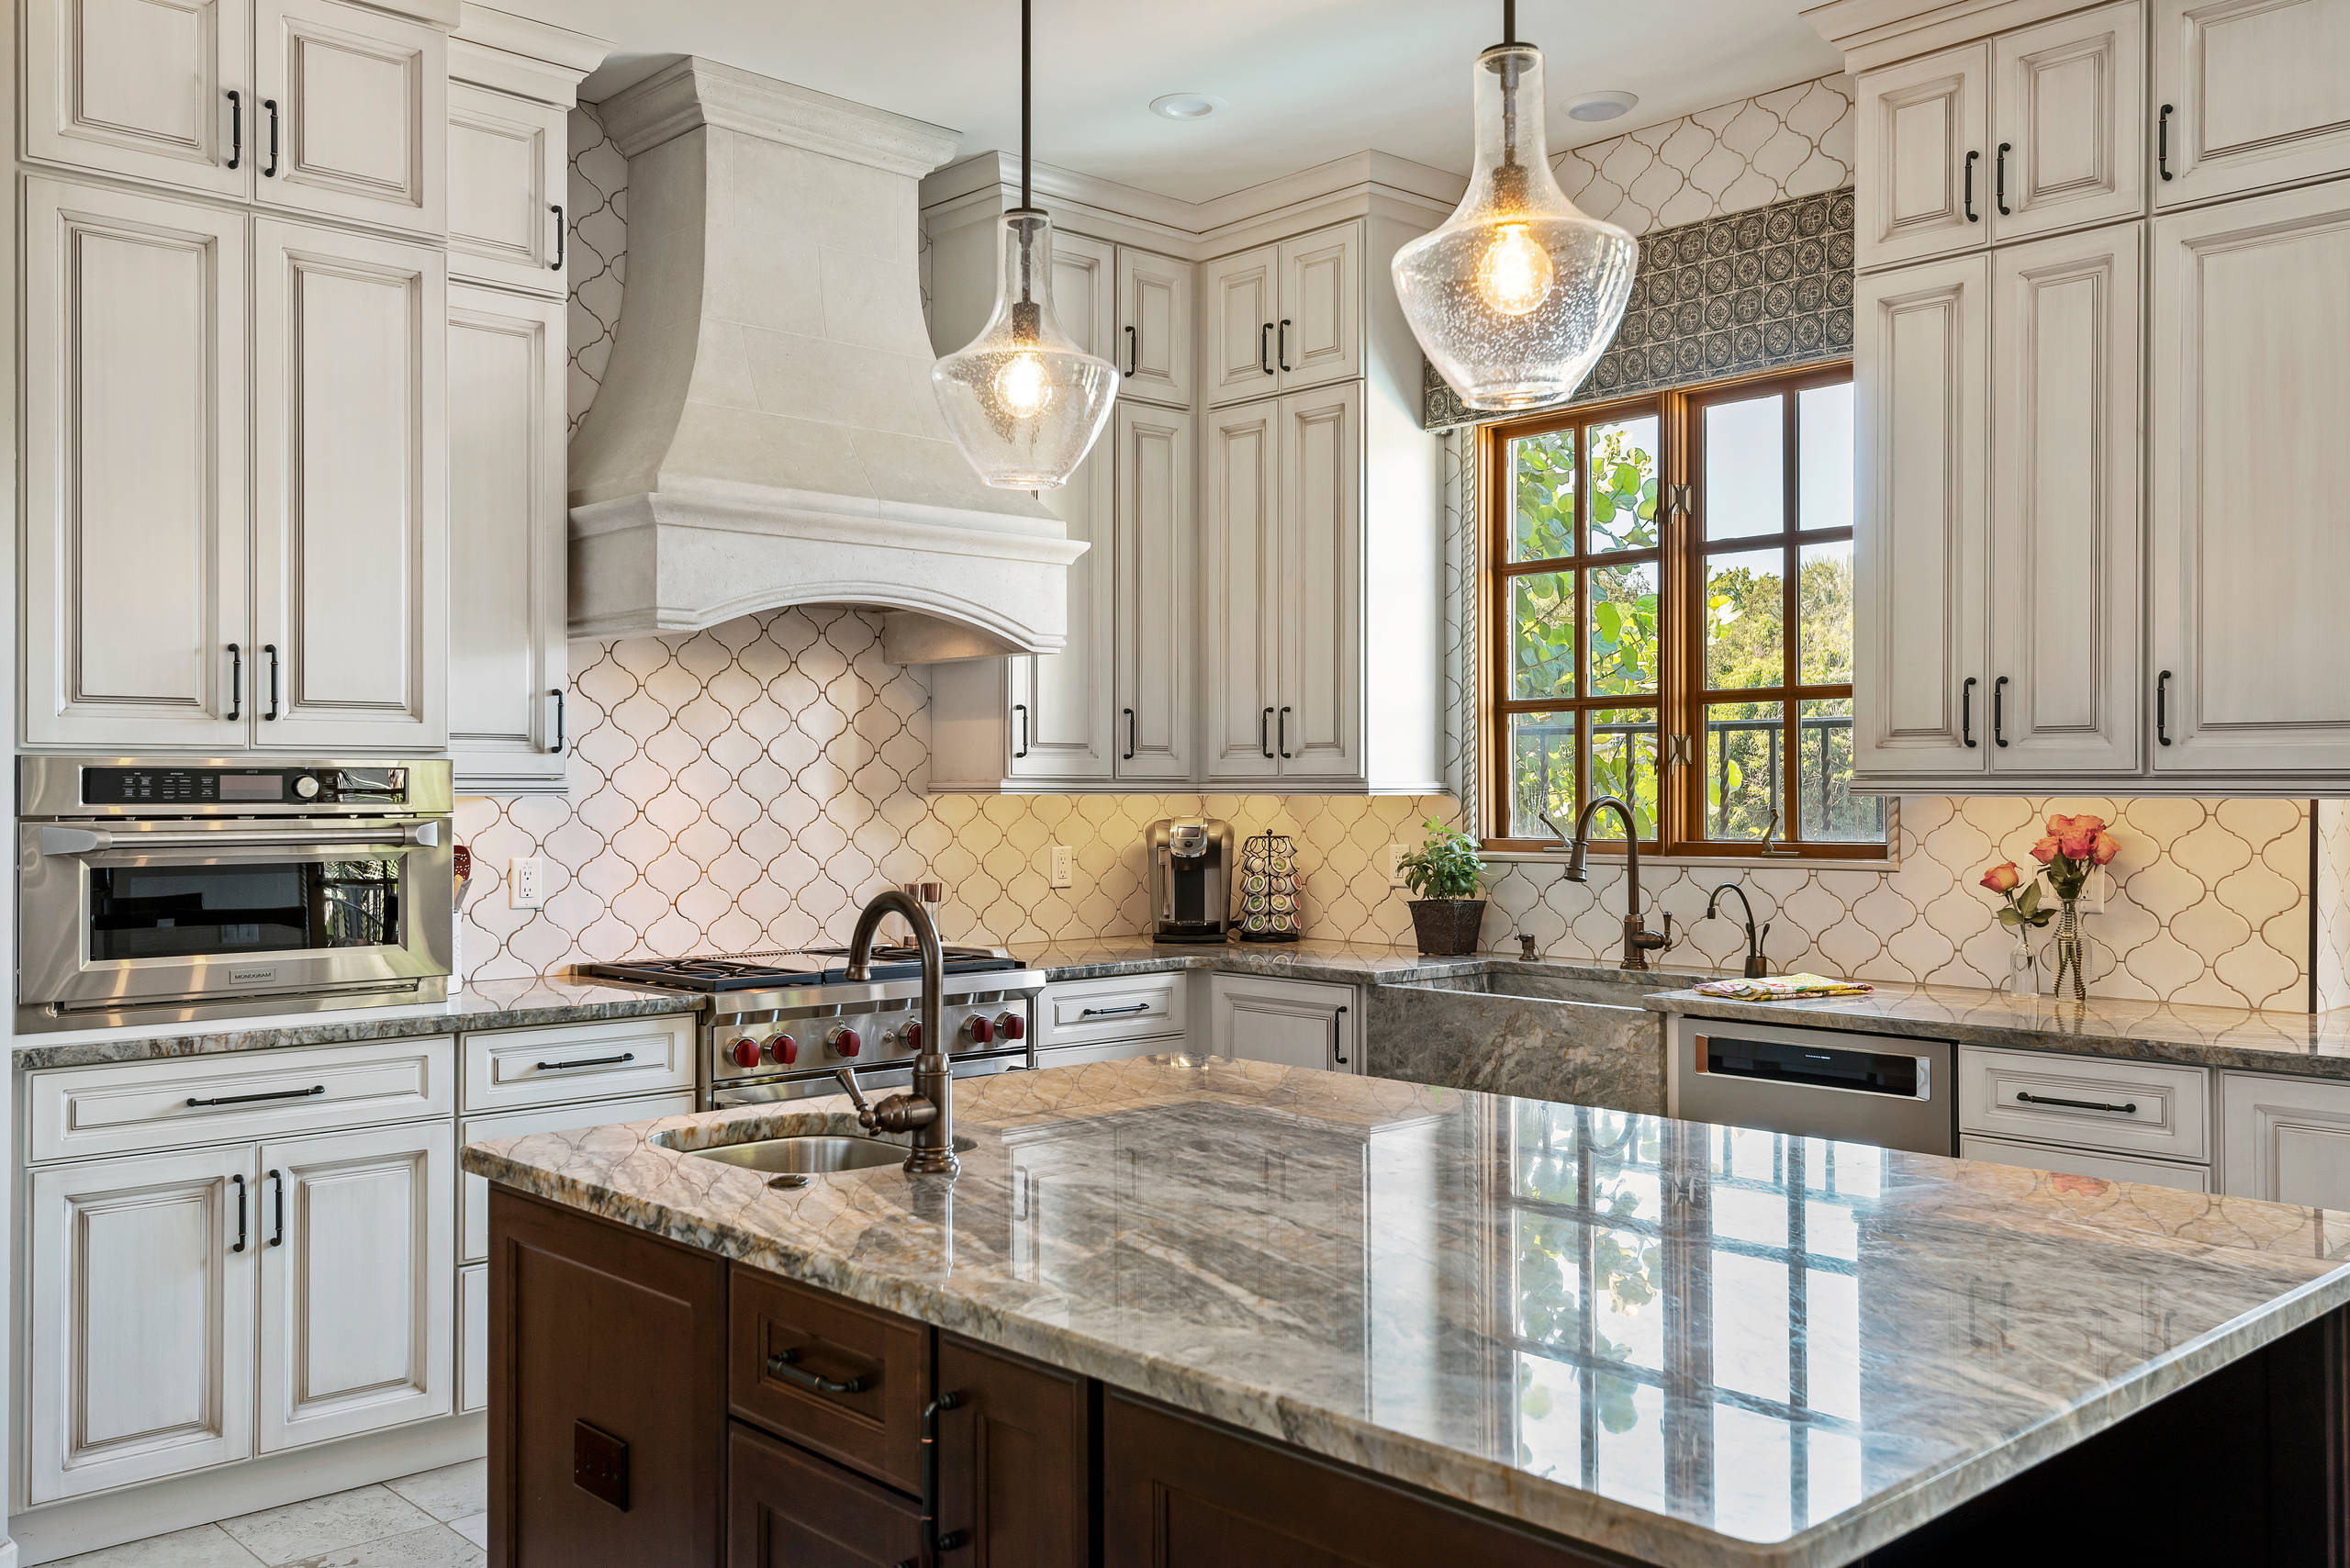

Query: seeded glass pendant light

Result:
[1391,1,1637,410]
[933,0,1116,488]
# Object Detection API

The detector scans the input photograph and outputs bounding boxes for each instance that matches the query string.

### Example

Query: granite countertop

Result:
[464,1058,2350,1568]
[1023,935,1498,985]
[1643,980,2350,1081]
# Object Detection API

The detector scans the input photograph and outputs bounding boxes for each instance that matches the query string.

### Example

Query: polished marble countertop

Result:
[464,1058,2350,1568]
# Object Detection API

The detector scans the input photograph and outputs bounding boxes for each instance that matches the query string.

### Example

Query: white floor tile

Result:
[279,1525,485,1568]
[218,1485,437,1566]
[383,1460,487,1524]
[446,1514,488,1551]
[49,1524,267,1568]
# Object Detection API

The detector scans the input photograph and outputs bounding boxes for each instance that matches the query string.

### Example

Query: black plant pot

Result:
[1407,899,1487,958]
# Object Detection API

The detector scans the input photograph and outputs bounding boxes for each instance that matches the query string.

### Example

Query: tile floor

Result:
[48,1461,487,1568]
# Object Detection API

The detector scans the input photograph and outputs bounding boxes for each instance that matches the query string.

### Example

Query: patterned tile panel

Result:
[2318,800,2350,1012]
[1554,75,1856,236]
[566,102,627,438]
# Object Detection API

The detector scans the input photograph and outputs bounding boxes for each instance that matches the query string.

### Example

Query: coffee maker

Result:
[1147,818,1235,944]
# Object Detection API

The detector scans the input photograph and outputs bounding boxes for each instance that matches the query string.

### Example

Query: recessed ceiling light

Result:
[1564,89,1639,123]
[1149,93,1223,121]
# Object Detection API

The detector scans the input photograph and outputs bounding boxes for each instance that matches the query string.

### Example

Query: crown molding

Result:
[1803,0,2097,68]
[453,4,608,76]
[600,56,961,174]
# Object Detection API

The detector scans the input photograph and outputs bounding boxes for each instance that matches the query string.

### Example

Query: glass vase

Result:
[2041,899,2102,1002]
[2003,926,2037,998]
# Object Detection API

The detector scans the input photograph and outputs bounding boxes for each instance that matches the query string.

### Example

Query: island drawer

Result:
[730,1267,928,1494]
[460,1014,696,1113]
[28,1036,454,1163]
[1958,1046,2210,1163]
[1959,1135,2212,1193]
[1042,972,1187,1047]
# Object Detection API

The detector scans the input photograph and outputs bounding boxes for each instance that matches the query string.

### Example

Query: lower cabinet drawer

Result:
[461,1014,697,1114]
[459,1264,487,1415]
[729,1269,928,1494]
[461,1090,698,1263]
[1959,1135,2211,1193]
[1958,1046,2210,1162]
[729,1419,921,1566]
[1042,972,1187,1047]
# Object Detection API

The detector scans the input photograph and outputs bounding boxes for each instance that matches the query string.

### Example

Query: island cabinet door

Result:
[728,1421,921,1568]
[1102,1394,1612,1566]
[935,1336,1092,1567]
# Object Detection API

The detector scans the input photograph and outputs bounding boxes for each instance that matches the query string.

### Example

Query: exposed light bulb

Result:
[1477,222,1554,316]
[992,351,1052,416]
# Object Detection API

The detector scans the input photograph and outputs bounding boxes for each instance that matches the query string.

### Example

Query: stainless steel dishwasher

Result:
[1668,1015,1954,1156]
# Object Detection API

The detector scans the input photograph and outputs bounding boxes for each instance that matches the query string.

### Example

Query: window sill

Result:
[1475,848,1900,873]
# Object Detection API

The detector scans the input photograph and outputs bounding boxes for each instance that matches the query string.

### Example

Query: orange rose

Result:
[2058,829,2096,860]
[2030,834,2061,864]
[2090,829,2121,866]
[1980,861,2021,893]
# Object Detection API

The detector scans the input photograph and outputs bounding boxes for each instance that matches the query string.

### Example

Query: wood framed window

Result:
[1480,363,1886,859]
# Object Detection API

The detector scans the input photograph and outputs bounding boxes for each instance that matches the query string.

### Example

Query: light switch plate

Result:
[509,857,546,910]
[1049,845,1075,889]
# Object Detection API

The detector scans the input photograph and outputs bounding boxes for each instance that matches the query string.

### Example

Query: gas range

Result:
[578,946,1047,1109]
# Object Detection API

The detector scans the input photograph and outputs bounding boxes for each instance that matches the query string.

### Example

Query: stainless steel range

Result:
[580,946,1046,1109]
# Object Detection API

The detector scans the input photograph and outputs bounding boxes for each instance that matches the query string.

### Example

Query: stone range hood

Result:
[566,58,1083,662]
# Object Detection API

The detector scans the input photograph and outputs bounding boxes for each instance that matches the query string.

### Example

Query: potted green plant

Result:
[1397,819,1487,957]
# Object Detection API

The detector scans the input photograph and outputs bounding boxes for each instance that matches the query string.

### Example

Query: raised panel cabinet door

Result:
[935,1335,1092,1568]
[253,0,447,236]
[1208,973,1354,1070]
[24,0,254,198]
[1987,223,2143,772]
[727,1420,923,1568]
[2154,0,2350,207]
[1990,1,2144,241]
[449,285,566,790]
[1113,403,1195,783]
[1012,437,1115,782]
[1203,400,1283,781]
[1852,254,1989,778]
[257,1120,453,1451]
[1277,384,1363,781]
[252,218,449,750]
[446,81,567,296]
[2152,182,2350,774]
[1116,245,1195,408]
[1276,222,1362,391]
[27,1146,258,1503]
[1202,244,1281,406]
[2221,1073,2350,1208]
[1854,42,1990,271]
[21,177,252,748]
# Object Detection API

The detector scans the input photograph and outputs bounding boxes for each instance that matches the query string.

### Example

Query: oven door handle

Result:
[38,821,442,857]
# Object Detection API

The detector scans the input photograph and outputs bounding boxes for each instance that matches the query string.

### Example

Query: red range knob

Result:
[830,1027,862,1058]
[994,1012,1026,1041]
[964,1015,995,1045]
[767,1035,797,1066]
[730,1038,761,1070]
[902,1022,922,1051]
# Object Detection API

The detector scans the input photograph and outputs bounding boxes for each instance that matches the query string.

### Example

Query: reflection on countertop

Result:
[464,1057,2350,1568]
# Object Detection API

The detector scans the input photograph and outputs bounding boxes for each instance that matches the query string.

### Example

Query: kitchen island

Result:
[466,1057,2349,1567]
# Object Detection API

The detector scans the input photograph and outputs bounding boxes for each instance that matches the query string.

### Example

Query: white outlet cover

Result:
[1049,846,1075,889]
[509,857,546,911]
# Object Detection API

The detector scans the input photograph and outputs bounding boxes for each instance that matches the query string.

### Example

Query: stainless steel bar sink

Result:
[690,1134,976,1177]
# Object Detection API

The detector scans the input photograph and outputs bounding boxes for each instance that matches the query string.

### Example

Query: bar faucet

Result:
[1704,880,1773,978]
[832,888,957,1178]
[1547,798,1673,970]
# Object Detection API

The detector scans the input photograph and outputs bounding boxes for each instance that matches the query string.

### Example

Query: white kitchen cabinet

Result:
[1203,222,1362,404]
[1987,3,2144,242]
[449,285,568,790]
[27,1147,258,1502]
[252,218,449,750]
[1203,243,1281,406]
[20,177,252,749]
[461,1088,696,1262]
[1273,384,1363,780]
[23,0,255,199]
[1853,42,1989,270]
[2150,180,2350,777]
[1115,246,1193,409]
[2153,0,2350,208]
[447,81,568,295]
[2221,1072,2350,1210]
[1959,1135,2210,1192]
[459,1265,488,1415]
[258,1120,453,1450]
[1112,403,1194,782]
[1208,973,1360,1073]
[1204,398,1283,781]
[253,0,447,237]
[1040,972,1189,1050]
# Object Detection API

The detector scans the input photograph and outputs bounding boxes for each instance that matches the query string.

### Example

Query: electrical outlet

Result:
[2087,865,2109,913]
[509,857,547,911]
[1386,844,1409,889]
[1049,845,1075,890]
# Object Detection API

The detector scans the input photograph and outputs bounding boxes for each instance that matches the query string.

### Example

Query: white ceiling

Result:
[507,0,1842,206]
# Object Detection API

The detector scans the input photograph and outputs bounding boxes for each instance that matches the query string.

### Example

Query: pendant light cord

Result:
[1020,0,1032,209]
[1503,0,1516,43]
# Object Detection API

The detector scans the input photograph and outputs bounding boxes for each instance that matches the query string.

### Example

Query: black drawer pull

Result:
[2158,104,2175,181]
[2015,1090,2137,1115]
[187,1083,324,1109]
[532,1052,635,1072]
[269,1168,286,1248]
[767,1346,871,1395]
[230,1173,247,1254]
[1080,1002,1151,1017]
[227,642,243,721]
[227,90,242,170]
[1964,149,1980,221]
[263,97,280,178]
[551,202,565,270]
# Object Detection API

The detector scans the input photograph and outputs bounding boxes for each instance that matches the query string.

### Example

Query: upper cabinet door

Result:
[254,0,446,237]
[24,0,254,199]
[1275,384,1362,780]
[1049,230,1117,363]
[1990,2,2144,242]
[252,219,448,751]
[1852,254,1989,777]
[257,1121,453,1452]
[2152,182,2350,776]
[1203,400,1282,780]
[2154,0,2350,207]
[1855,42,1990,270]
[447,81,567,297]
[1115,247,1194,409]
[1275,222,1361,391]
[1012,440,1115,783]
[448,286,566,790]
[1112,404,1194,783]
[1988,224,2143,773]
[22,178,251,750]
[1202,244,1280,407]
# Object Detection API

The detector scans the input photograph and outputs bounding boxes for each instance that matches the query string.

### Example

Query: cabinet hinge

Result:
[1665,482,1695,517]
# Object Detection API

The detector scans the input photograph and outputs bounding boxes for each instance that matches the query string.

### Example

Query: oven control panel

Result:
[81,766,411,808]
[707,997,1035,1085]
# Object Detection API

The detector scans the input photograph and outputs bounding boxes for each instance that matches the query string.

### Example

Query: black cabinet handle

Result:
[227,643,242,722]
[1260,706,1273,759]
[1013,702,1029,759]
[1962,676,1978,748]
[532,1052,634,1071]
[1123,706,1136,761]
[2016,1090,2137,1115]
[1278,705,1292,759]
[263,98,280,178]
[263,643,281,721]
[551,203,565,270]
[2158,104,2175,181]
[907,1391,970,1568]
[766,1346,872,1395]
[269,1168,285,1248]
[2157,669,2174,746]
[1278,318,1292,371]
[230,1174,248,1254]
[188,1083,323,1108]
[1080,1002,1151,1017]
[1124,322,1137,376]
[1993,675,2009,746]
[1331,1003,1349,1067]
[548,688,565,754]
[1996,142,2011,215]
[1259,321,1274,375]
[228,90,242,170]
[1964,150,1980,221]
